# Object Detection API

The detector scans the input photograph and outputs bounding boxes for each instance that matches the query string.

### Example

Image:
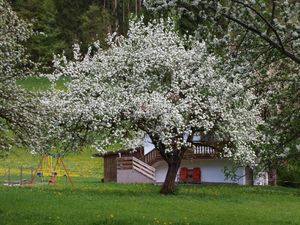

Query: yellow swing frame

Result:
[30,154,74,188]
[48,157,74,188]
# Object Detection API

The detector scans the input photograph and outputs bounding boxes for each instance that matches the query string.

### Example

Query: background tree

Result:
[48,19,265,194]
[79,4,112,50]
[9,0,66,67]
[10,0,144,67]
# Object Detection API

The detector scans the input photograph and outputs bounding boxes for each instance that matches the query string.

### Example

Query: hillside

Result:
[0,147,103,181]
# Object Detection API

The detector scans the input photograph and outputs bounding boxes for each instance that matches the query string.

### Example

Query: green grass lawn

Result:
[0,182,300,225]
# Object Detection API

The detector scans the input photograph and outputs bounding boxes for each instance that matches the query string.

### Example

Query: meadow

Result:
[1,144,300,225]
[1,181,300,225]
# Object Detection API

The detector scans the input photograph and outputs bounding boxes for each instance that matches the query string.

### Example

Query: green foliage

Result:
[278,165,300,188]
[0,183,300,225]
[79,4,112,50]
[52,0,94,57]
[10,0,67,66]
[10,0,144,66]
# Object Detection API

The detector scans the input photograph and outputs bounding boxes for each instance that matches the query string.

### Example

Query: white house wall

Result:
[154,159,246,185]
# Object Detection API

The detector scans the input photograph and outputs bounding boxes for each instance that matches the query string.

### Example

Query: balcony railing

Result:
[193,145,215,155]
[144,145,218,166]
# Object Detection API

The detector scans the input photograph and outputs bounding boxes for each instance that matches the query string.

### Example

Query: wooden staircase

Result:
[144,149,162,166]
[117,157,156,181]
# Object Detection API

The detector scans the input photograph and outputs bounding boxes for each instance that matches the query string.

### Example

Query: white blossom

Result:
[0,1,52,155]
[48,18,265,166]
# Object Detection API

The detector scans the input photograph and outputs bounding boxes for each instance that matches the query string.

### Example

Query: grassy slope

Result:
[0,77,103,180]
[0,147,103,179]
[0,183,300,225]
[16,76,66,91]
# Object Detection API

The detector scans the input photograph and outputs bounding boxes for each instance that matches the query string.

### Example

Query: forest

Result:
[10,0,143,66]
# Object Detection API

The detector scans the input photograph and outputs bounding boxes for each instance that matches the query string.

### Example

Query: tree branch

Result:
[201,1,300,64]
[233,30,248,57]
[232,0,284,50]
[221,12,300,64]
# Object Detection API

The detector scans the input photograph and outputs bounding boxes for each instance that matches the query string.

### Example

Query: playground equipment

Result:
[29,154,74,188]
[32,155,53,181]
[2,165,34,186]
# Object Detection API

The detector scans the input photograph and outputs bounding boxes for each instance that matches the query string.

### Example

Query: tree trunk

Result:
[160,160,182,194]
[245,166,254,185]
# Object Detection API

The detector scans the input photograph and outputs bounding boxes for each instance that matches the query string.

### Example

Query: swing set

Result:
[29,154,74,188]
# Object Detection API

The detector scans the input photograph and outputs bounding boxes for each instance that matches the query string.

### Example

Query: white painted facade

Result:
[142,137,270,185]
[154,158,246,185]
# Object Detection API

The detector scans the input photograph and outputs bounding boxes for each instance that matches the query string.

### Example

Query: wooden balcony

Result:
[144,144,220,165]
[193,145,216,155]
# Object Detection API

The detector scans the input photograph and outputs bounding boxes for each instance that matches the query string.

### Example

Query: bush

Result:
[278,162,300,188]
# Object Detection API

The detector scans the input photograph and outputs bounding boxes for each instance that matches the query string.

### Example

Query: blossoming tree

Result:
[49,19,264,194]
[145,0,300,168]
[0,0,53,156]
[145,0,300,64]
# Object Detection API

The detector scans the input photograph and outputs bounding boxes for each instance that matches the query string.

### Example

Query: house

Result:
[93,135,277,185]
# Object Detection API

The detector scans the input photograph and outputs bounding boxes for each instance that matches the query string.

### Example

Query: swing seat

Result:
[37,172,43,177]
[48,175,56,183]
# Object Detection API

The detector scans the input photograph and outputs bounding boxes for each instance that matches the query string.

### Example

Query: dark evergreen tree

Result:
[10,0,144,66]
[9,0,66,66]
